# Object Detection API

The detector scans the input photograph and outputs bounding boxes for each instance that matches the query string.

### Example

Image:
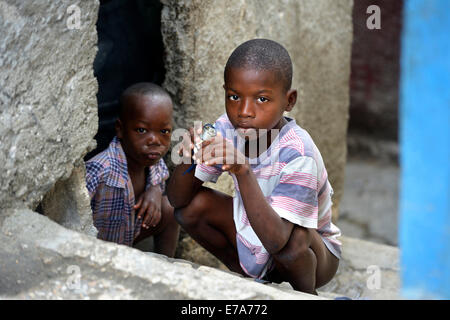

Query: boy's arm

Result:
[135,159,170,228]
[233,165,295,254]
[167,163,204,208]
[167,127,204,208]
[135,184,163,228]
[196,134,294,255]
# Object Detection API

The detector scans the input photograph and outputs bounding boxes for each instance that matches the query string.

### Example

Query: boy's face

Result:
[116,94,173,168]
[223,67,296,140]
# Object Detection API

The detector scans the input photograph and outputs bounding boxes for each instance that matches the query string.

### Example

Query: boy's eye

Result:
[161,129,172,135]
[257,97,269,103]
[228,94,239,101]
[136,128,147,134]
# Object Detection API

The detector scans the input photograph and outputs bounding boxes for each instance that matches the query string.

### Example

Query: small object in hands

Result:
[183,123,217,175]
[198,123,217,148]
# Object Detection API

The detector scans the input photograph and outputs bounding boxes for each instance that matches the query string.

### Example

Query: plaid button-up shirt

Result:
[85,136,169,246]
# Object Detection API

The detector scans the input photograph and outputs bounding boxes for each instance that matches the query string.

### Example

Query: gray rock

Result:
[0,208,324,300]
[41,160,98,237]
[1,208,402,300]
[0,0,99,211]
[267,236,401,300]
[320,236,401,299]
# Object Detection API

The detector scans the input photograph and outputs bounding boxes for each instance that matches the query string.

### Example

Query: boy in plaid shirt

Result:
[85,83,179,257]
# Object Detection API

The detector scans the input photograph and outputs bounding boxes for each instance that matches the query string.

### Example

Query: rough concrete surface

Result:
[40,160,98,237]
[161,0,353,220]
[319,236,400,299]
[0,208,400,300]
[0,0,99,211]
[266,237,400,300]
[339,157,399,246]
[0,208,323,300]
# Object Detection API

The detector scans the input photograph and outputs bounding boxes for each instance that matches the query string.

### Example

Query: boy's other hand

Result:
[176,127,198,159]
[134,185,162,228]
[193,132,248,175]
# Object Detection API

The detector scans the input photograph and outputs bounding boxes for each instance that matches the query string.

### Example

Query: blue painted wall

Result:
[399,0,450,299]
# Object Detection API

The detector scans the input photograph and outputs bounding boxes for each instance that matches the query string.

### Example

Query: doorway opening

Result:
[85,0,165,161]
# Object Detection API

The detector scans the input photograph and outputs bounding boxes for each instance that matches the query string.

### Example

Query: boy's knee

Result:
[173,190,208,227]
[174,208,189,226]
[273,227,312,266]
[163,204,178,228]
[174,207,202,229]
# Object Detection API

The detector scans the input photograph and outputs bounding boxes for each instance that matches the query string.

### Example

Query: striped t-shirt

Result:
[194,114,342,279]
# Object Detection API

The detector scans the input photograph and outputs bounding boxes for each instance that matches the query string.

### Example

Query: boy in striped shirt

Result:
[167,39,341,294]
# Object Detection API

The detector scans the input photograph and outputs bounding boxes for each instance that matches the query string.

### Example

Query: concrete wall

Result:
[161,0,353,220]
[0,0,99,213]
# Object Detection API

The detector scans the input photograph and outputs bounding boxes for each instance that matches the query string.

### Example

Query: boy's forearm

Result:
[167,164,202,208]
[235,165,294,254]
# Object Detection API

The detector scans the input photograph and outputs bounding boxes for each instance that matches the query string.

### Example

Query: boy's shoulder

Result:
[85,137,128,187]
[278,118,318,161]
[86,148,113,172]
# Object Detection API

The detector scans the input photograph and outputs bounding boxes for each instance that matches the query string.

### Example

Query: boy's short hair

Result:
[119,82,171,120]
[224,39,293,91]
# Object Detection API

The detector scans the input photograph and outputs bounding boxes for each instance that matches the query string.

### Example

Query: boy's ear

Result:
[115,118,123,139]
[285,89,297,112]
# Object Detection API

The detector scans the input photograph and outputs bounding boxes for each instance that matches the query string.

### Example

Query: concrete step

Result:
[0,209,401,300]
[266,236,400,299]
[135,227,402,299]
[165,235,401,300]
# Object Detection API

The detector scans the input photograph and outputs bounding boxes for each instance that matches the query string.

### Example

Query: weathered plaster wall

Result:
[161,0,353,220]
[0,0,99,212]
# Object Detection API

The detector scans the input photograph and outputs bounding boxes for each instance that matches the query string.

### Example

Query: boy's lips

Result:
[237,126,257,135]
[145,152,161,160]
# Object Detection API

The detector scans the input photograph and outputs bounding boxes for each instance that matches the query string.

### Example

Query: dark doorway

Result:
[348,0,403,144]
[85,0,165,161]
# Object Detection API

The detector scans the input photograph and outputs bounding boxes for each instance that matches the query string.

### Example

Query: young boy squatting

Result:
[167,39,342,294]
[86,83,179,257]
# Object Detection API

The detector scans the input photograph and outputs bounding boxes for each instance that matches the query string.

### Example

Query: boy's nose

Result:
[146,132,159,145]
[238,99,255,118]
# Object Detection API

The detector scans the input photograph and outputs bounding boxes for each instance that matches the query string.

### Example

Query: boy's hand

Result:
[175,127,198,160]
[134,185,162,229]
[193,132,249,176]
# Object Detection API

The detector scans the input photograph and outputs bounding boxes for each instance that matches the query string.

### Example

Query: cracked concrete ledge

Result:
[257,236,401,300]
[0,208,323,300]
[319,236,401,299]
[0,208,401,300]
